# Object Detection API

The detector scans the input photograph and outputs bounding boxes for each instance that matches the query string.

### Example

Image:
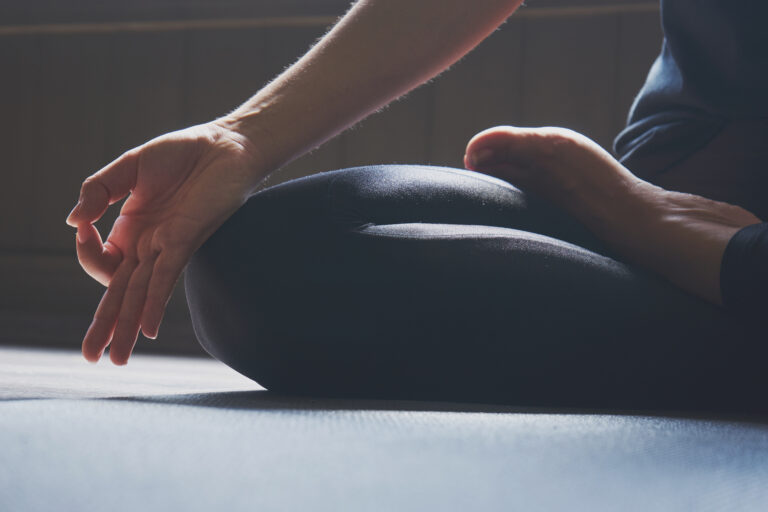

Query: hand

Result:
[67,122,264,365]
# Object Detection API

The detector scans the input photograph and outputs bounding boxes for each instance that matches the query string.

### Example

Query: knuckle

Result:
[116,313,136,326]
[81,177,98,192]
[137,236,161,259]
[125,282,145,295]
[122,256,140,268]
[149,228,173,254]
[80,177,107,202]
[154,222,194,248]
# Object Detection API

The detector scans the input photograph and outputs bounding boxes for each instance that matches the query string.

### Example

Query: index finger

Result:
[66,149,139,227]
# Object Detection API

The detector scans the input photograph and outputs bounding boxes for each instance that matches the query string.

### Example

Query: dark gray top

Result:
[615,0,768,170]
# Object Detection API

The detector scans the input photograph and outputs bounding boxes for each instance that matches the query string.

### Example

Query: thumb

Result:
[75,222,123,286]
[66,149,139,227]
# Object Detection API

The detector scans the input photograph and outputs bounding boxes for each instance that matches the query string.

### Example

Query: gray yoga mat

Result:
[2,346,767,511]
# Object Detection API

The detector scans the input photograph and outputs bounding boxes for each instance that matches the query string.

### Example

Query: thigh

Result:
[185,165,766,411]
[254,164,606,250]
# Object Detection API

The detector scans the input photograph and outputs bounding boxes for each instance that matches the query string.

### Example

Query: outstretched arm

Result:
[66,0,525,365]
[222,0,524,170]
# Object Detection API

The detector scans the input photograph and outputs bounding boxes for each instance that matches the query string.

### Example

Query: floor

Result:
[2,345,768,511]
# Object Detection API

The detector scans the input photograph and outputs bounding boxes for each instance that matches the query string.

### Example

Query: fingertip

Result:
[140,312,159,340]
[66,203,81,227]
[82,346,101,364]
[140,305,162,341]
[109,349,129,366]
[108,332,135,366]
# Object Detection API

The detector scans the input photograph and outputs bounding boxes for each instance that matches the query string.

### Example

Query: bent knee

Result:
[184,232,316,392]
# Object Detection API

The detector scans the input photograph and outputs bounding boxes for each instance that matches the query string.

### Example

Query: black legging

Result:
[184,165,766,412]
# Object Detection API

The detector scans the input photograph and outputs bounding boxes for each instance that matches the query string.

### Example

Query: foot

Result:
[464,126,762,305]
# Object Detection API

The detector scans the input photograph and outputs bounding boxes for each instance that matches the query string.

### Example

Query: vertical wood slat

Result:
[185,28,271,125]
[429,18,525,168]
[0,35,33,248]
[340,84,434,169]
[519,14,621,151]
[36,35,110,251]
[105,32,187,155]
[0,34,110,251]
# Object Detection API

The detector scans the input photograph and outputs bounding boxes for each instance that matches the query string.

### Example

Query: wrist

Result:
[209,115,279,180]
[214,90,296,167]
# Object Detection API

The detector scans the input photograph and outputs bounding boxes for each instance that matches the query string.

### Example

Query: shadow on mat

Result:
[103,390,768,424]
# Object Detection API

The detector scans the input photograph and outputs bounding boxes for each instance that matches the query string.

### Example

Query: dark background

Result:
[0,0,662,355]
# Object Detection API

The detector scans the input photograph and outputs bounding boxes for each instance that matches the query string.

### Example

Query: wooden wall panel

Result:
[34,35,111,252]
[104,32,187,156]
[339,79,433,168]
[185,28,273,124]
[429,18,524,168]
[1,34,110,252]
[520,14,621,150]
[0,253,202,354]
[0,36,32,248]
[0,0,350,27]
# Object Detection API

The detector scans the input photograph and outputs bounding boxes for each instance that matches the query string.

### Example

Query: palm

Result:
[67,123,261,365]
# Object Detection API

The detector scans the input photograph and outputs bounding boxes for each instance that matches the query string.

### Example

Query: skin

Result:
[464,127,762,305]
[68,123,259,363]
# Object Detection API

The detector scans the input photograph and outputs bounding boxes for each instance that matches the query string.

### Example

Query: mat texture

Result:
[1,346,767,511]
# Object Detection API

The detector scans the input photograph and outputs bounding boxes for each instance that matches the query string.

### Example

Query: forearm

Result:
[220,0,523,178]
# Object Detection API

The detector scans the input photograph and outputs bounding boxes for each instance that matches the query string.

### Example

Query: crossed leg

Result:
[185,164,766,411]
[465,126,763,306]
